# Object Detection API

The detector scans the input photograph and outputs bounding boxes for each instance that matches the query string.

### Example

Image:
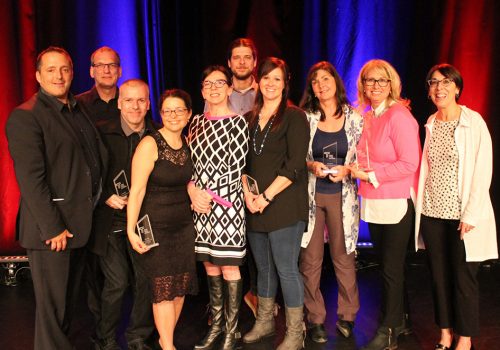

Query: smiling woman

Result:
[188,65,249,350]
[415,63,497,350]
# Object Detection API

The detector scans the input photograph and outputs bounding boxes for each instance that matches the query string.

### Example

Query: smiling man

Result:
[90,79,156,350]
[78,46,122,123]
[6,46,108,350]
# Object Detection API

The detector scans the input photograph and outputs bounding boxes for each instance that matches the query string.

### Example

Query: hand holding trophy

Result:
[322,142,339,175]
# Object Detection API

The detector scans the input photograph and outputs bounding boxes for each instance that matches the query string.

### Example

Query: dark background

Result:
[1,0,499,254]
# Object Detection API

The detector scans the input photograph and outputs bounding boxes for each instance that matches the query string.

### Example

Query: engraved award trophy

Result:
[355,140,372,171]
[322,142,339,174]
[113,170,130,197]
[136,214,159,248]
[243,174,259,195]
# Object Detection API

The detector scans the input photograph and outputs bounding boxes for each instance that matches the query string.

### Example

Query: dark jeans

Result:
[369,200,414,327]
[97,231,153,343]
[420,215,480,336]
[247,221,305,308]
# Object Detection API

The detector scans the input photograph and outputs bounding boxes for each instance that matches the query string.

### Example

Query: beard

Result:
[232,69,253,81]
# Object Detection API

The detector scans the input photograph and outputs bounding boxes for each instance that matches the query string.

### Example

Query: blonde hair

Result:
[356,59,410,110]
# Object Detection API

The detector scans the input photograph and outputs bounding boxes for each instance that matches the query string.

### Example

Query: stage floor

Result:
[0,250,499,350]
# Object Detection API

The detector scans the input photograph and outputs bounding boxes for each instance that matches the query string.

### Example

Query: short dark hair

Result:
[158,89,192,112]
[300,61,349,121]
[36,46,73,71]
[227,38,258,61]
[201,65,232,87]
[425,63,464,101]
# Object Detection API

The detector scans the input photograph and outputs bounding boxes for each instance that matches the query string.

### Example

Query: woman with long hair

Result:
[242,57,309,350]
[298,61,362,343]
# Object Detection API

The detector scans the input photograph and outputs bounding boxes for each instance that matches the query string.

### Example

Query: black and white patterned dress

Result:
[188,113,249,265]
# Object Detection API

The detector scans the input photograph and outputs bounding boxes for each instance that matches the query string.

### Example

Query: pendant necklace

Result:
[253,114,276,155]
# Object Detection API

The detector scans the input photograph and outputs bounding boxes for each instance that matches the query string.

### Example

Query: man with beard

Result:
[204,38,258,115]
[227,38,261,317]
[226,38,258,115]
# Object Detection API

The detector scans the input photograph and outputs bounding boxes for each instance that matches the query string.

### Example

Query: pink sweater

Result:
[357,103,420,199]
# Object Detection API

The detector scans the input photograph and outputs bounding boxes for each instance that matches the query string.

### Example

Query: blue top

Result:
[312,126,347,194]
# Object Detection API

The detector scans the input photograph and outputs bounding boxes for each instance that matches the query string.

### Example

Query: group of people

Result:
[6,36,497,350]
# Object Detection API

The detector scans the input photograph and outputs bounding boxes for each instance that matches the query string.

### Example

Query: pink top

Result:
[357,103,420,199]
[205,112,238,121]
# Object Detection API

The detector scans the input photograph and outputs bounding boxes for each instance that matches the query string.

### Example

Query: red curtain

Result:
[0,0,36,253]
[438,0,494,119]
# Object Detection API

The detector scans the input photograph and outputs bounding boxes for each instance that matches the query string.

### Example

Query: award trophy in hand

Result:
[243,174,259,195]
[323,142,339,174]
[136,214,159,248]
[113,170,130,197]
[355,140,372,171]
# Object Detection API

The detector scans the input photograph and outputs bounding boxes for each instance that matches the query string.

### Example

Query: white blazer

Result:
[415,105,498,261]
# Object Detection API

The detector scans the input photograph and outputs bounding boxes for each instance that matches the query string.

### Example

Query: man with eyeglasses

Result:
[77,46,123,347]
[78,46,122,123]
[90,79,157,350]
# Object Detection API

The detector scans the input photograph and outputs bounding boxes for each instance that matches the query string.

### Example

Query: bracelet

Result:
[262,192,273,203]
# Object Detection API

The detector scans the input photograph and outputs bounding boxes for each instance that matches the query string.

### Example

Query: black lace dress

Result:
[137,130,198,303]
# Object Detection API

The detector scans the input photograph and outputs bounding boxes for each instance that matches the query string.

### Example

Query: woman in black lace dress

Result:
[127,89,198,350]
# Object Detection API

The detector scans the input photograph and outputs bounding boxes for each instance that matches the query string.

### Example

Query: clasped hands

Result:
[244,192,269,214]
[310,161,350,183]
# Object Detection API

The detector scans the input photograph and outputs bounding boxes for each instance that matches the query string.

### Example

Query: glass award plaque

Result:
[243,174,259,195]
[322,142,339,174]
[356,140,372,171]
[136,214,159,248]
[113,170,130,197]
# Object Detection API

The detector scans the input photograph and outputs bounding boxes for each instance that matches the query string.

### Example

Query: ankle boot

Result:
[221,279,242,350]
[194,275,224,350]
[243,296,276,343]
[276,306,305,350]
[360,327,398,350]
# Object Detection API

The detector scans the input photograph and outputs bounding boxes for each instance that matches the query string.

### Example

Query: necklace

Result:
[253,114,276,155]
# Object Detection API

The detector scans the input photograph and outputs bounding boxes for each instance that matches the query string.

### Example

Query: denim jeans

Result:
[247,221,305,307]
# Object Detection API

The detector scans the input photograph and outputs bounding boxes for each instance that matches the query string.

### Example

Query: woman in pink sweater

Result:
[350,59,420,350]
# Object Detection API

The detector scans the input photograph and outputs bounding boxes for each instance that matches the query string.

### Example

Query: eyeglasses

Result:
[202,79,228,89]
[92,63,120,71]
[363,78,391,87]
[427,78,453,88]
[161,108,188,117]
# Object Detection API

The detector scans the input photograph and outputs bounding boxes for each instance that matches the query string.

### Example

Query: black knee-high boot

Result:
[194,275,224,350]
[221,279,243,350]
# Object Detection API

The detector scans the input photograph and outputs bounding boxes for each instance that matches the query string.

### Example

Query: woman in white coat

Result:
[415,63,497,350]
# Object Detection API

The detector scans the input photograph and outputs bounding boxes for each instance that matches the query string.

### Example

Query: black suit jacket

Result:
[6,91,108,250]
[88,117,157,256]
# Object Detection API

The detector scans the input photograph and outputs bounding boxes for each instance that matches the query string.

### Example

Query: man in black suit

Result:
[89,79,156,350]
[77,46,122,343]
[6,46,108,350]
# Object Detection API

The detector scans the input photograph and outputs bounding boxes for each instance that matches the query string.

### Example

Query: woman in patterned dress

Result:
[298,61,363,343]
[188,65,249,350]
[414,64,497,350]
[127,89,198,350]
